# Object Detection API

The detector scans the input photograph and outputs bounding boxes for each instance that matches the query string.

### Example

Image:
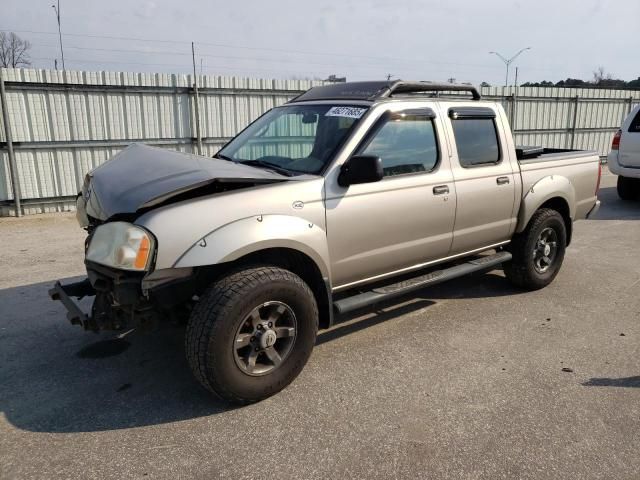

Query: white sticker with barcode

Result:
[325,106,367,119]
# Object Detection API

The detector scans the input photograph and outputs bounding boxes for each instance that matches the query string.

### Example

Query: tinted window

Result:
[629,109,640,133]
[451,118,500,167]
[360,116,439,177]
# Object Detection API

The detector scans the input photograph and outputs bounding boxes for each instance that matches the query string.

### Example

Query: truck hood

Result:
[81,144,288,220]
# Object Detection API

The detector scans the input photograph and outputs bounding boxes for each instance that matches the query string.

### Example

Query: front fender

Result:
[516,175,575,232]
[173,214,331,279]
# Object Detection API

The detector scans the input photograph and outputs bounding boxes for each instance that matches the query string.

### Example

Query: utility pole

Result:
[489,47,531,86]
[51,0,65,70]
[514,67,519,87]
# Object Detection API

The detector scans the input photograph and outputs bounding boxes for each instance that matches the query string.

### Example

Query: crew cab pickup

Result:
[50,81,601,404]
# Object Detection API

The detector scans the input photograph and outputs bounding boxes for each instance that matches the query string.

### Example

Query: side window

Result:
[451,118,501,167]
[629,109,640,133]
[360,114,439,177]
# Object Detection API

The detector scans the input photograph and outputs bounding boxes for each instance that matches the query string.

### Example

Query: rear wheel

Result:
[504,208,567,290]
[185,266,318,404]
[617,176,640,201]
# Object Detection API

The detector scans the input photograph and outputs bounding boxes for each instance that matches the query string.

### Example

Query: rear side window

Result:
[360,115,439,177]
[451,118,501,167]
[629,109,640,133]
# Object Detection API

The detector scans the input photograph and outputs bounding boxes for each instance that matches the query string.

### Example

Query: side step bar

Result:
[333,251,512,315]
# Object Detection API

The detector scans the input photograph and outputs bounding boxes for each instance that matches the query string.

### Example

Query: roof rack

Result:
[383,81,481,101]
[288,80,481,103]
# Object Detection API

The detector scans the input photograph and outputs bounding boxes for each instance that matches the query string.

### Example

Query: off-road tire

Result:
[617,176,639,201]
[504,208,567,290]
[185,266,318,404]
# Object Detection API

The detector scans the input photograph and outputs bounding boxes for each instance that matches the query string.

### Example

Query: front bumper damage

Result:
[49,262,155,332]
[48,279,94,329]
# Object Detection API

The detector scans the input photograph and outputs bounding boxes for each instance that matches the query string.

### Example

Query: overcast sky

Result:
[2,0,639,85]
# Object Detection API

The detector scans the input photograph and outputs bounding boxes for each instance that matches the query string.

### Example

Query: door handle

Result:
[496,176,510,185]
[433,185,449,195]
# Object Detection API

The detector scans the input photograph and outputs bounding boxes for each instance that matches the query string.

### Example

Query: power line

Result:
[4,28,516,72]
[5,27,563,83]
[31,42,507,74]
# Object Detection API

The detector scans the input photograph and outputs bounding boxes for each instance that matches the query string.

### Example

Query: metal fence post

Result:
[570,95,579,149]
[191,43,203,156]
[0,69,22,217]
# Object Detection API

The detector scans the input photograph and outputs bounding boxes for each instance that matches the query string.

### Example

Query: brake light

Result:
[611,129,621,150]
[595,161,601,194]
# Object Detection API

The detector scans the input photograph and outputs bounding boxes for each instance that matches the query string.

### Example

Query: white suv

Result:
[609,104,640,200]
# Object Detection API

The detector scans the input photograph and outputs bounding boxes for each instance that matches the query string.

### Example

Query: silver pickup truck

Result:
[50,81,601,404]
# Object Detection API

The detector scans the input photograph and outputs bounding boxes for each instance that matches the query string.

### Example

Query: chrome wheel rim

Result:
[233,301,297,376]
[533,227,558,274]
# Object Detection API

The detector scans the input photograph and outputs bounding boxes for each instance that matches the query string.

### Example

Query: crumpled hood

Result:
[82,144,288,220]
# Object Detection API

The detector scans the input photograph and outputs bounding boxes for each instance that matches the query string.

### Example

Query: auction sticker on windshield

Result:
[325,106,367,119]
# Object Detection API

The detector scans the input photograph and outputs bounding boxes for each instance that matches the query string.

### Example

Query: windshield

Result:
[217,104,368,175]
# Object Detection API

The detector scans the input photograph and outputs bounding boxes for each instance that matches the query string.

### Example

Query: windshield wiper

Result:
[213,153,234,162]
[241,160,295,177]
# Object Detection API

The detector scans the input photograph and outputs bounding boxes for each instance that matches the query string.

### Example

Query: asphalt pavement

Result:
[1,173,639,480]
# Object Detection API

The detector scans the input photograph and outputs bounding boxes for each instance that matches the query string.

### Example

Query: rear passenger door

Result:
[445,106,518,254]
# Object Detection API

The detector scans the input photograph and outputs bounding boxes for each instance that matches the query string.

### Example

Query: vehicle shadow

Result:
[320,270,521,344]
[0,269,519,434]
[591,186,640,221]
[0,279,233,434]
[582,376,640,388]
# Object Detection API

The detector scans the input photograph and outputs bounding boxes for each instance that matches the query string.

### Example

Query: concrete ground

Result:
[1,173,639,480]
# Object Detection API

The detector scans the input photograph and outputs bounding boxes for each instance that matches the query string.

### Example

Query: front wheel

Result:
[185,266,318,404]
[617,176,640,201]
[504,208,567,290]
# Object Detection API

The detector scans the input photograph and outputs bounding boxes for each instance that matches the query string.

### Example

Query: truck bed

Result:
[516,146,600,163]
[515,146,601,222]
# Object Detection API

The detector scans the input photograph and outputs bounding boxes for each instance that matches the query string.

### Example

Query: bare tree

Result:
[592,66,612,85]
[0,32,32,68]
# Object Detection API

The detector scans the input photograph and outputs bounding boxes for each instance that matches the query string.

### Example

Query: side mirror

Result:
[338,155,384,187]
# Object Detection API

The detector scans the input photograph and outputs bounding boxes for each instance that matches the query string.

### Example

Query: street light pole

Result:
[51,1,65,70]
[489,47,531,86]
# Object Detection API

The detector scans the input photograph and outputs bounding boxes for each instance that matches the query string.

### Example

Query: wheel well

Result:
[202,248,332,330]
[539,197,572,245]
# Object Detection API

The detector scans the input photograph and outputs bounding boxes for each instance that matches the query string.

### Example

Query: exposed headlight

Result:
[86,222,155,271]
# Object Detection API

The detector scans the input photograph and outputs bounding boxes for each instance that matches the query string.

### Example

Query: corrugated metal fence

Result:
[1,67,639,216]
[482,85,640,156]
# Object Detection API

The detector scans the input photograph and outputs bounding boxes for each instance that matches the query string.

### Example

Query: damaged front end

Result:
[50,257,200,332]
[50,143,289,332]
[49,265,152,332]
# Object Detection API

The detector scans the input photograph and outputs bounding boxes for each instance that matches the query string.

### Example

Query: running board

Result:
[333,251,512,315]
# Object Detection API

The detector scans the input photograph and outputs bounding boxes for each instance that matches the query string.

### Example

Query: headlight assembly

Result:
[86,222,155,271]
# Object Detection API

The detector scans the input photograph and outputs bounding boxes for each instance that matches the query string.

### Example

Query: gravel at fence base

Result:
[1,174,639,480]
[0,212,85,289]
